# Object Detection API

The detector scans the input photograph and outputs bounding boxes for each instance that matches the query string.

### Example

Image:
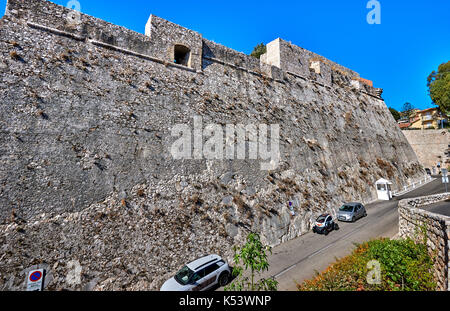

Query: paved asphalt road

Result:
[253,177,448,291]
[420,199,450,216]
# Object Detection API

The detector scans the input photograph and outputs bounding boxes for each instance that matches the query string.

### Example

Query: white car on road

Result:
[160,254,232,291]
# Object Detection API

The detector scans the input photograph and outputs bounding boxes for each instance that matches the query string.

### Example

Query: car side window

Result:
[326,216,331,223]
[192,269,206,283]
[204,263,220,276]
[191,274,201,283]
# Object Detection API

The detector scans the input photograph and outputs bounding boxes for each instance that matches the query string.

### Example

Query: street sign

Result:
[27,269,44,291]
[443,177,449,184]
[442,169,448,177]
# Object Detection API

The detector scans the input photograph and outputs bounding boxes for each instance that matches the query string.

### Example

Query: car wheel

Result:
[218,272,230,287]
[334,223,339,230]
[352,217,356,223]
[364,212,367,217]
[324,229,329,236]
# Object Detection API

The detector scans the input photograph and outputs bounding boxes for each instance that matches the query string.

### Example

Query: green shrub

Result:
[250,43,267,59]
[298,238,436,291]
[225,233,278,291]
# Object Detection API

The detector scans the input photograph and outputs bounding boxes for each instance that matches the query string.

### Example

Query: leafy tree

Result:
[224,233,278,291]
[389,107,401,121]
[401,102,414,118]
[427,61,450,114]
[250,43,267,59]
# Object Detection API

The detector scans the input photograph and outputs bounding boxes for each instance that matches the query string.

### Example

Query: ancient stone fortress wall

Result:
[402,130,449,170]
[399,193,450,291]
[0,0,425,290]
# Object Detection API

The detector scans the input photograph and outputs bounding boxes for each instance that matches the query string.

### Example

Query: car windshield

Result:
[174,266,194,285]
[340,205,354,212]
[316,216,326,223]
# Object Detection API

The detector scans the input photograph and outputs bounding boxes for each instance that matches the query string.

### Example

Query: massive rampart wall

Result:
[0,0,425,290]
[402,129,449,170]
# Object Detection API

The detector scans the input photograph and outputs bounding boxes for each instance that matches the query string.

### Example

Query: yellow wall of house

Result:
[408,109,445,129]
[409,119,423,129]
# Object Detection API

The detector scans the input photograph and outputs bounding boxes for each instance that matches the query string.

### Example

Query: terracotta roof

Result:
[418,107,439,113]
[358,78,373,87]
[399,122,411,129]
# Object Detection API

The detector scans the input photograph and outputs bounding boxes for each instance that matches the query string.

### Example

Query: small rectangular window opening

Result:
[174,45,190,67]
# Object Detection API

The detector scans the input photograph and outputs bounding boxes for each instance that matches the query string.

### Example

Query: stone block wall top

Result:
[260,38,281,68]
[310,60,322,74]
[202,39,261,73]
[145,15,203,72]
[4,0,382,92]
[351,79,361,90]
[261,38,362,88]
[5,0,155,56]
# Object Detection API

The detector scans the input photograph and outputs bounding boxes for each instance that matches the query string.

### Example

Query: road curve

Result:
[258,177,446,291]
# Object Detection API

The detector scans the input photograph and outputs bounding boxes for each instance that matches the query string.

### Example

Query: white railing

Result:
[392,175,434,197]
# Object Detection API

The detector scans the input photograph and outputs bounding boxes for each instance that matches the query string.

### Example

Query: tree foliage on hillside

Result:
[250,43,267,59]
[401,102,415,118]
[427,61,450,114]
[389,107,401,121]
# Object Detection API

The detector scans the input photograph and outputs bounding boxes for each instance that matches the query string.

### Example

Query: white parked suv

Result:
[160,254,232,291]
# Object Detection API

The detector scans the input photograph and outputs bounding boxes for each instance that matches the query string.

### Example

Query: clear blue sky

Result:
[1,0,449,112]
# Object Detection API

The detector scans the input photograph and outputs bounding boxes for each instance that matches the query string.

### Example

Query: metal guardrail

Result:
[393,175,434,197]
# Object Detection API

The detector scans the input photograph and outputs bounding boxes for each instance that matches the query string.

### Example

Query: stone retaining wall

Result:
[399,193,450,290]
[402,130,449,170]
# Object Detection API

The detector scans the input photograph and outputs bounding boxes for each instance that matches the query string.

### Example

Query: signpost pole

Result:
[27,269,45,291]
[442,169,448,193]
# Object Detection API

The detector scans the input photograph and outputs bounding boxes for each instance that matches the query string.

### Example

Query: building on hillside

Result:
[396,109,419,129]
[397,119,411,129]
[399,108,420,120]
[399,107,448,130]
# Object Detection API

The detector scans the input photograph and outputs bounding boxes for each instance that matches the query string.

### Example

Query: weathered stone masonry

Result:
[402,129,449,170]
[0,0,425,290]
[399,193,450,291]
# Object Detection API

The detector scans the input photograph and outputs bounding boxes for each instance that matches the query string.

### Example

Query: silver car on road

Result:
[337,202,367,222]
